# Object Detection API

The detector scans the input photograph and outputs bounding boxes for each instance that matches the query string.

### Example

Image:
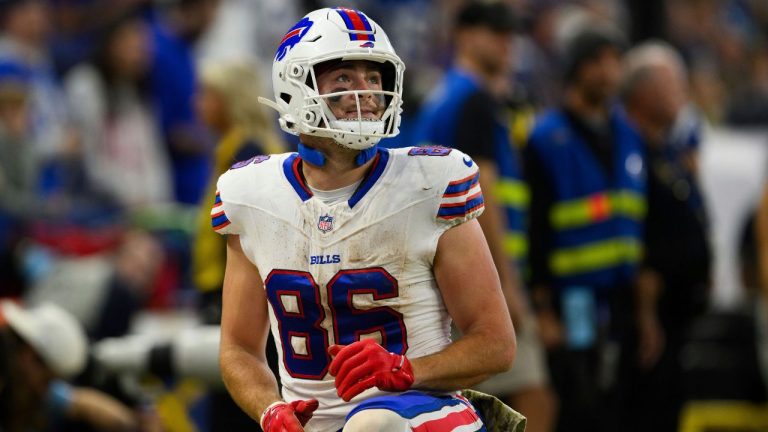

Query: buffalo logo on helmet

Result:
[275,17,314,61]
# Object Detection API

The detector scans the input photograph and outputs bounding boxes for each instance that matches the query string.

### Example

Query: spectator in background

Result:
[150,0,221,205]
[0,63,35,215]
[755,179,768,307]
[64,11,172,210]
[0,0,102,217]
[754,182,768,395]
[0,300,138,432]
[413,2,556,432]
[665,0,768,126]
[733,200,768,406]
[0,62,34,296]
[516,1,568,111]
[0,0,72,159]
[49,0,154,76]
[192,59,284,315]
[759,181,768,296]
[621,41,712,432]
[524,24,642,432]
[22,227,165,341]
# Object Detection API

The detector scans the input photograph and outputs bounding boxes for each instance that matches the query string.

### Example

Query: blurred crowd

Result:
[0,0,767,431]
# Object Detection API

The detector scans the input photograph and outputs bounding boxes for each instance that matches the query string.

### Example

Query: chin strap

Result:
[354,147,378,166]
[298,143,326,167]
[299,144,378,167]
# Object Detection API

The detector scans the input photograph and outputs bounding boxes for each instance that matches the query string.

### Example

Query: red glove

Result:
[260,399,319,432]
[328,339,414,402]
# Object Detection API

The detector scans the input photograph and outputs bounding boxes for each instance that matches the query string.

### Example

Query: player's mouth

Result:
[342,109,380,120]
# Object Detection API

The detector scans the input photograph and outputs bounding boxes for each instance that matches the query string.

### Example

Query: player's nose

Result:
[350,73,374,93]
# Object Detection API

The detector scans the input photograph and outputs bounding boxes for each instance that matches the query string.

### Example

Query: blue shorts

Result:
[346,391,487,431]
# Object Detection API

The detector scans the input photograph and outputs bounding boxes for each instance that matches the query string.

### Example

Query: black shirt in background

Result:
[452,90,498,160]
[643,145,711,324]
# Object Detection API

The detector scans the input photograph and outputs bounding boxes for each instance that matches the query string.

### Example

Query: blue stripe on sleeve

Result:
[443,173,479,195]
[211,213,230,228]
[438,194,485,217]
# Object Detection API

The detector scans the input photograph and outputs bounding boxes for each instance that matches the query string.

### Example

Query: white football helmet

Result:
[259,8,404,151]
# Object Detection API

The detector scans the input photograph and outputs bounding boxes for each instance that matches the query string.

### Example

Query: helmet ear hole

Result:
[280,93,292,104]
[280,118,296,132]
[289,64,304,78]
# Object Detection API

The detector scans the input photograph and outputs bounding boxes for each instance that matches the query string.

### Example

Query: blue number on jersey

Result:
[264,270,330,379]
[328,268,407,354]
[264,268,406,379]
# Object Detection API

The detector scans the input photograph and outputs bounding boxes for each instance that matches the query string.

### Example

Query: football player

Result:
[216,8,517,431]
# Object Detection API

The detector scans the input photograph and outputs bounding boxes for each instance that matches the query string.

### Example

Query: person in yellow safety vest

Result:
[523,23,644,432]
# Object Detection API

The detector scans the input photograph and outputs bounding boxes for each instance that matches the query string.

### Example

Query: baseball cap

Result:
[0,300,87,378]
[456,0,518,33]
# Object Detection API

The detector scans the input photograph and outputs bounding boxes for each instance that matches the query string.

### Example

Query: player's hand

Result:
[328,339,414,401]
[260,399,319,432]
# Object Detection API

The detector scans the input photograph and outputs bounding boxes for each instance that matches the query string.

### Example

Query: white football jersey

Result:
[213,146,484,431]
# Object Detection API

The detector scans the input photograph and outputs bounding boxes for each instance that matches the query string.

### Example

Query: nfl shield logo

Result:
[318,214,334,233]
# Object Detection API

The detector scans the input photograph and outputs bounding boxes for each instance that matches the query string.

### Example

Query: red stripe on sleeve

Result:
[213,220,231,230]
[447,172,478,186]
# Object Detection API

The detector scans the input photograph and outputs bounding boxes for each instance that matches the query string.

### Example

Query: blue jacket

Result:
[527,108,646,289]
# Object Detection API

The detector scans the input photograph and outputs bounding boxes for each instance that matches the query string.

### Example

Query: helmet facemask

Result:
[296,58,402,150]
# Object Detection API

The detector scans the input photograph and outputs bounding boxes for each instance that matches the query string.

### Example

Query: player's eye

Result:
[368,74,381,85]
[335,73,350,83]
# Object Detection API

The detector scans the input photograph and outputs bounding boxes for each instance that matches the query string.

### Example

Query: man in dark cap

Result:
[414,2,557,431]
[523,23,643,432]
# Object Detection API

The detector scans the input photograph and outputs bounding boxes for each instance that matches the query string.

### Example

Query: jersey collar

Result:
[282,149,390,207]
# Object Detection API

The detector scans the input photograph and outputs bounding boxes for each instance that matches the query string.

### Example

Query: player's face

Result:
[315,60,386,121]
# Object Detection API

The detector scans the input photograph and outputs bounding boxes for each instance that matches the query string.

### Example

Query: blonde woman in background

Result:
[192,59,286,431]
[193,58,286,321]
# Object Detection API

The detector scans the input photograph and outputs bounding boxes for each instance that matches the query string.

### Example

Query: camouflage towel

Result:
[463,389,527,432]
